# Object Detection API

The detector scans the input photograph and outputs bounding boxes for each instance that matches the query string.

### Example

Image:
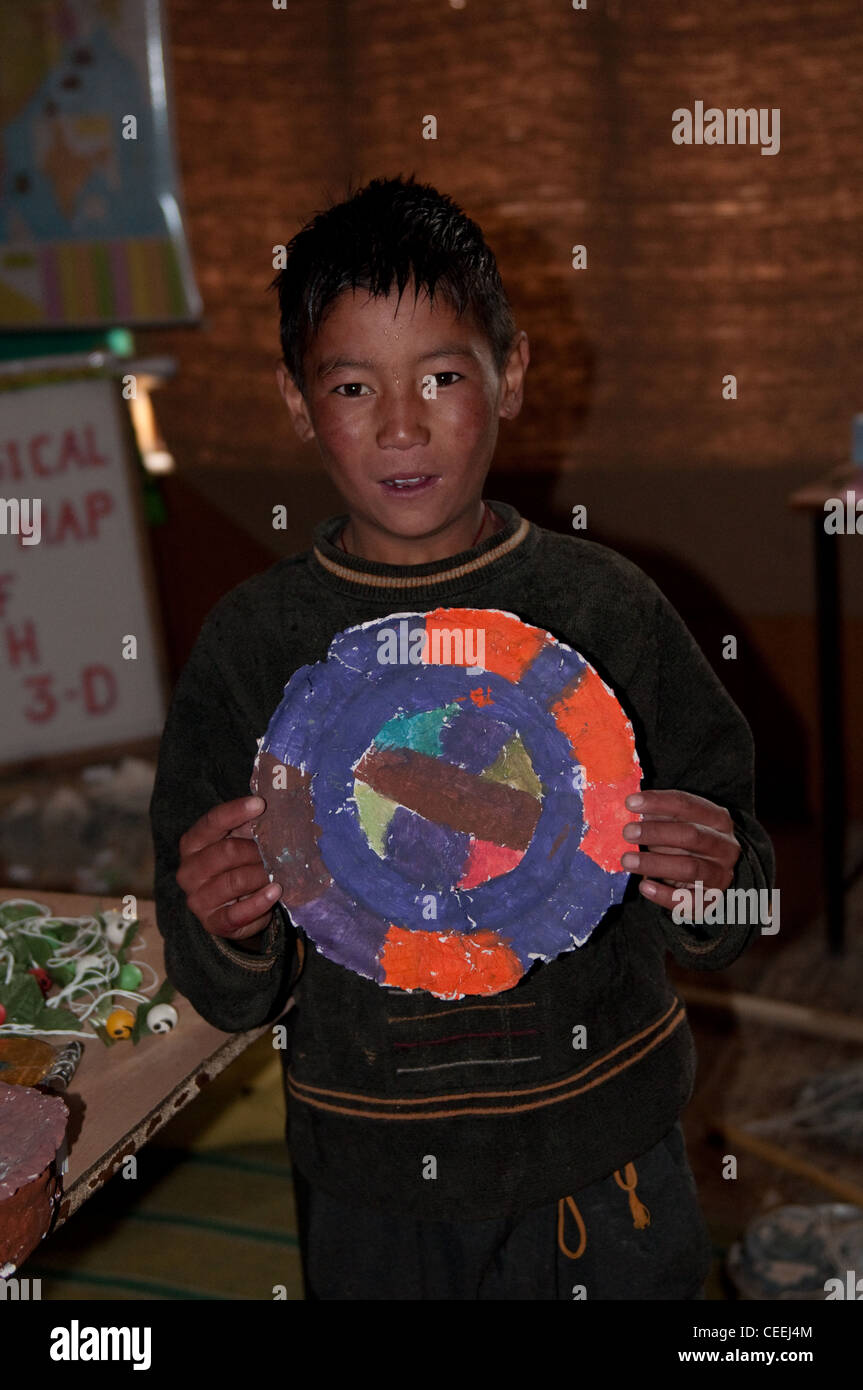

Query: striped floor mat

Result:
[25,1035,304,1301]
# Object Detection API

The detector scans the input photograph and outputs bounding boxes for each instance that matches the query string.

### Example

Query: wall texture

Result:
[136,0,863,819]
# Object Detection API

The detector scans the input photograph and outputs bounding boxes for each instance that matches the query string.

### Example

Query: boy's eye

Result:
[332,372,463,397]
[333,382,372,397]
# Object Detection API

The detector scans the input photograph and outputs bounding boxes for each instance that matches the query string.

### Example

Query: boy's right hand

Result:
[176,796,283,942]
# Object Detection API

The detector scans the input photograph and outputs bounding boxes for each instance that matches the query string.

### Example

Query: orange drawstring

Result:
[557,1196,587,1259]
[614,1161,652,1229]
[557,1160,651,1259]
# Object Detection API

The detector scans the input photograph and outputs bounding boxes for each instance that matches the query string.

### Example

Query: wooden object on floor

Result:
[680,983,863,1044]
[716,1122,863,1211]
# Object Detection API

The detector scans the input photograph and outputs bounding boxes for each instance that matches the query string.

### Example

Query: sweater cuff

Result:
[211,908,282,969]
[655,813,774,969]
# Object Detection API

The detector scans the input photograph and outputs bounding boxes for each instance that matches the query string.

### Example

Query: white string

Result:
[0,1022,95,1040]
[76,989,151,1022]
[0,949,15,986]
[0,901,163,1038]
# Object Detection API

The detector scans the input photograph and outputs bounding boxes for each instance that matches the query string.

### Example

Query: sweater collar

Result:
[309,500,536,602]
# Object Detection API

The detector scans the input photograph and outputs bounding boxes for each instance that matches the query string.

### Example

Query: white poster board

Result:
[0,376,167,764]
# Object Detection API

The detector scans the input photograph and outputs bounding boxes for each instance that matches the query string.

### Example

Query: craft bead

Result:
[106,1008,135,1040]
[28,967,52,998]
[101,910,127,947]
[118,964,142,990]
[146,1003,178,1033]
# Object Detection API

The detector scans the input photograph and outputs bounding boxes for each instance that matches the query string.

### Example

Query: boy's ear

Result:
[498,330,530,421]
[276,362,316,443]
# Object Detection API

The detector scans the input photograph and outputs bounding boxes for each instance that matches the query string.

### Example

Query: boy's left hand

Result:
[621,789,741,912]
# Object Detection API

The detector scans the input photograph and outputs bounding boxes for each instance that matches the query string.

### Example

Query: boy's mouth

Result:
[378,474,439,495]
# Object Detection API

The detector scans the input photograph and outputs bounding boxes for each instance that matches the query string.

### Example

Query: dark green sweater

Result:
[149,501,774,1219]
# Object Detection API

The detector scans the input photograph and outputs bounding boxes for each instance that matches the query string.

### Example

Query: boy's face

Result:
[276,282,529,563]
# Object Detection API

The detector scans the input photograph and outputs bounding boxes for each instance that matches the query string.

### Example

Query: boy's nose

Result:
[375,391,431,449]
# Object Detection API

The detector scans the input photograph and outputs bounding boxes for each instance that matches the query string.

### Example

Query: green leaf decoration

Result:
[32,1004,81,1033]
[25,937,56,969]
[0,900,162,1049]
[0,973,45,1024]
[132,977,175,1044]
[40,920,81,943]
[47,962,77,987]
[8,935,36,969]
[151,979,175,1007]
[0,901,46,927]
[114,918,140,966]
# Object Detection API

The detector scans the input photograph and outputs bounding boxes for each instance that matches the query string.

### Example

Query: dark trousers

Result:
[291,1122,713,1300]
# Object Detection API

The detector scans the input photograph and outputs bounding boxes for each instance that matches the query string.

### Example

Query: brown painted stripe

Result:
[287,1000,685,1119]
[354,745,541,851]
[251,751,331,906]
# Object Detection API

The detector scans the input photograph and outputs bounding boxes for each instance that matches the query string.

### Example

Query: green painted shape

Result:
[353,779,398,856]
[480,733,543,798]
[374,703,459,756]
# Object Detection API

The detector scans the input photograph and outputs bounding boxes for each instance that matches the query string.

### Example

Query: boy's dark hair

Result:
[269,174,516,398]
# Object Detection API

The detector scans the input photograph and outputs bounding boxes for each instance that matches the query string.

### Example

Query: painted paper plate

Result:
[250,608,641,999]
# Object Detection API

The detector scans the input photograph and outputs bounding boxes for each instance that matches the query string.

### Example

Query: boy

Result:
[149,174,775,1301]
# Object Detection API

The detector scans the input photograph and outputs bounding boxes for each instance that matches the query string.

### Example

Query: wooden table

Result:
[1,888,279,1251]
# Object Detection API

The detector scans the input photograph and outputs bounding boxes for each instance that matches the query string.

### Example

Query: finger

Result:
[188,862,278,920]
[229,800,270,841]
[637,879,685,911]
[177,833,267,897]
[638,876,737,911]
[625,790,733,832]
[621,849,730,889]
[623,819,739,865]
[641,841,740,878]
[179,797,266,858]
[203,889,282,941]
[229,821,261,841]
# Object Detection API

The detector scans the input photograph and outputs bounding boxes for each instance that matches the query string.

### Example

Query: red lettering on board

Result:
[41,490,115,545]
[5,620,40,667]
[22,673,57,723]
[82,664,117,715]
[31,435,56,477]
[0,426,110,484]
[50,499,86,544]
[85,490,113,536]
[0,573,15,618]
[0,440,24,483]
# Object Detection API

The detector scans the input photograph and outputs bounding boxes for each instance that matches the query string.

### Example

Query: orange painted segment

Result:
[551,666,641,872]
[381,925,524,998]
[551,667,638,782]
[581,771,643,873]
[425,608,548,682]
